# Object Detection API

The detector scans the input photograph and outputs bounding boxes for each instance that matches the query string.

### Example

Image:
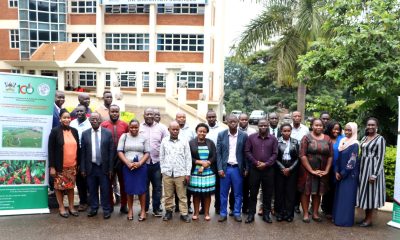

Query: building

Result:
[0,0,226,122]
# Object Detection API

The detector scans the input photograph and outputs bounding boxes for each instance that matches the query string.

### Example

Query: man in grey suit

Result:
[80,113,114,219]
[217,115,248,222]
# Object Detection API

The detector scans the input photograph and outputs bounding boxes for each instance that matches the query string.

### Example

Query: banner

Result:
[388,96,400,228]
[102,0,208,4]
[0,73,55,216]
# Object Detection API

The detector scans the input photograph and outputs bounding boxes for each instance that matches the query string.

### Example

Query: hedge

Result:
[384,146,396,202]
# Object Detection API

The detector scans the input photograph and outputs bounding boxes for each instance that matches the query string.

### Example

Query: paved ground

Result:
[1,202,399,240]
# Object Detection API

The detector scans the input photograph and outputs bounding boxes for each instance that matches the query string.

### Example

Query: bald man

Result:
[70,93,92,120]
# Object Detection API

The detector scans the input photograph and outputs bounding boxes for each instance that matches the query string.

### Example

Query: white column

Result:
[73,71,79,88]
[165,69,178,98]
[34,69,40,76]
[57,69,65,91]
[149,4,157,93]
[96,71,105,98]
[213,0,225,102]
[136,71,143,107]
[96,2,104,54]
[202,2,212,101]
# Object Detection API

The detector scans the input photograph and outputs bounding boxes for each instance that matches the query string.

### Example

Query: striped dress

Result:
[188,144,216,196]
[356,135,386,209]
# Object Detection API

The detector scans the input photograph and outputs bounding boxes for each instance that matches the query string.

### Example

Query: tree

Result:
[234,0,326,118]
[297,0,400,144]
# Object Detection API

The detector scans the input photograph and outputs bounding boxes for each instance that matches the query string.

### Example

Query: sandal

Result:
[68,210,79,217]
[127,216,134,221]
[312,216,322,222]
[138,216,146,222]
[59,212,69,218]
[192,215,199,220]
[302,217,310,223]
[205,216,211,221]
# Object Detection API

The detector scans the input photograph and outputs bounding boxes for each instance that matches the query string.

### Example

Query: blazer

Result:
[217,129,248,175]
[276,137,299,172]
[48,126,80,172]
[52,105,61,128]
[189,138,217,174]
[80,127,114,175]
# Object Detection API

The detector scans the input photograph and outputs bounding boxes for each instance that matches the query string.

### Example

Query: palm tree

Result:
[235,0,326,117]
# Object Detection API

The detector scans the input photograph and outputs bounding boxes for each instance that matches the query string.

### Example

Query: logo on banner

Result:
[3,82,35,94]
[38,83,50,96]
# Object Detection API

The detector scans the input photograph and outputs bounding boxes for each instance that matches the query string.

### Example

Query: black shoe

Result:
[103,212,111,219]
[153,209,163,217]
[245,214,255,224]
[120,206,128,214]
[163,211,173,221]
[199,208,205,215]
[262,214,272,223]
[218,216,227,222]
[294,206,301,214]
[59,212,69,218]
[68,210,79,217]
[234,215,242,222]
[188,206,193,214]
[87,210,97,217]
[180,215,191,223]
[229,210,234,216]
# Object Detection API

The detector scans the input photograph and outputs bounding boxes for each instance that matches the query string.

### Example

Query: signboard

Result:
[388,96,400,228]
[102,0,208,4]
[0,73,55,216]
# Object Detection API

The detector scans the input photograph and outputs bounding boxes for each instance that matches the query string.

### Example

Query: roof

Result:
[30,42,81,61]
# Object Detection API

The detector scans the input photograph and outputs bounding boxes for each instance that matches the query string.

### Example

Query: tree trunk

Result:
[297,81,306,121]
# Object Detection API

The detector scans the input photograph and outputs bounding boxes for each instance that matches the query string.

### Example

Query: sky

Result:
[223,0,263,56]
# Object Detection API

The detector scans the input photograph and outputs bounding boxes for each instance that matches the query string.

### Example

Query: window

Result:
[156,73,166,88]
[79,71,96,87]
[177,72,203,89]
[105,4,149,14]
[105,33,149,51]
[71,0,96,13]
[157,34,204,52]
[10,30,19,49]
[105,73,111,87]
[142,72,149,88]
[71,33,96,46]
[119,71,136,87]
[157,4,205,14]
[9,0,18,8]
[11,69,21,74]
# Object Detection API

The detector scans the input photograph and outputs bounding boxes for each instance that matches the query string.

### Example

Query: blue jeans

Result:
[220,166,243,217]
[87,164,111,214]
[146,162,162,211]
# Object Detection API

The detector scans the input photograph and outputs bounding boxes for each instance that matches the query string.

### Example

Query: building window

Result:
[157,34,204,52]
[71,0,96,13]
[119,71,136,87]
[105,4,149,14]
[79,71,96,87]
[157,4,205,14]
[9,30,19,49]
[142,72,149,88]
[177,72,203,89]
[9,0,18,8]
[156,73,166,88]
[105,33,149,51]
[71,33,96,46]
[11,69,21,74]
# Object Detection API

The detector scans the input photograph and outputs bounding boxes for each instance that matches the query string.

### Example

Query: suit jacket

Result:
[80,127,114,175]
[48,126,80,172]
[217,129,248,175]
[269,127,282,138]
[52,105,61,128]
[189,138,217,174]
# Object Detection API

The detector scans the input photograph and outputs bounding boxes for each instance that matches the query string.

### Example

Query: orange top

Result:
[63,130,77,168]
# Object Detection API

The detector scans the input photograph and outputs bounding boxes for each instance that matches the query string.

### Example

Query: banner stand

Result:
[388,96,400,229]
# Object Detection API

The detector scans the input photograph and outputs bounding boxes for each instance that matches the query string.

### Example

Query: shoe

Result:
[359,222,372,227]
[153,209,163,217]
[163,211,173,221]
[120,206,128,214]
[138,216,146,222]
[258,208,263,216]
[68,210,79,217]
[103,212,111,219]
[218,216,227,222]
[312,216,322,222]
[294,206,301,214]
[286,217,293,222]
[180,215,191,223]
[245,215,255,224]
[87,210,97,217]
[127,215,133,221]
[199,208,205,215]
[205,216,211,221]
[302,217,311,223]
[78,204,88,212]
[229,210,234,216]
[192,215,199,220]
[234,215,242,222]
[188,206,193,214]
[59,212,69,218]
[262,214,272,223]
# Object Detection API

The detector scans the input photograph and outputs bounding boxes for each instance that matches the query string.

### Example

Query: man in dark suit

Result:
[268,112,281,138]
[80,113,114,219]
[217,115,248,222]
[52,91,65,128]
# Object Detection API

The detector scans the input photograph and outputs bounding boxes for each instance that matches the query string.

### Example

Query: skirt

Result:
[188,166,216,196]
[123,164,148,195]
[54,166,76,190]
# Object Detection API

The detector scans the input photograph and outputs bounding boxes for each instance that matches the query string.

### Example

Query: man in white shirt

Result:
[290,111,309,142]
[239,113,257,136]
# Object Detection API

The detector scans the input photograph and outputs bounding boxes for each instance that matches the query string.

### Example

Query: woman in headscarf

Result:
[332,122,359,227]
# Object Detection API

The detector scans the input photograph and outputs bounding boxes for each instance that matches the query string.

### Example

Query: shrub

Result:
[384,146,396,201]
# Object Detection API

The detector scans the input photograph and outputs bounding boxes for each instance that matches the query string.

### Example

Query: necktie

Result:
[95,130,101,165]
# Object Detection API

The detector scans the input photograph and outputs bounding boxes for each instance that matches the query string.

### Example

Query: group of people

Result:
[49,91,386,227]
